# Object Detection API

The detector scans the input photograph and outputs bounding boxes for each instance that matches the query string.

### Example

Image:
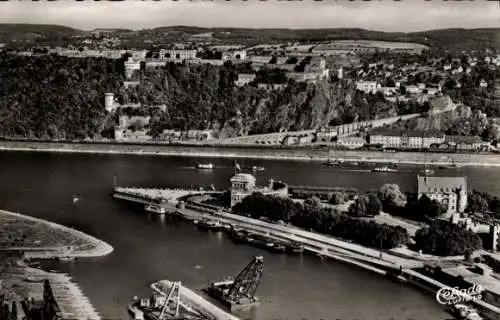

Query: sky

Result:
[0,0,498,32]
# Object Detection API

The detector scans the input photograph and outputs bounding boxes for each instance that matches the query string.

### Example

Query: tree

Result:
[417,194,447,219]
[348,196,369,217]
[414,220,482,256]
[328,191,347,205]
[367,194,382,216]
[10,301,17,320]
[378,184,407,208]
[304,196,321,208]
[467,191,489,213]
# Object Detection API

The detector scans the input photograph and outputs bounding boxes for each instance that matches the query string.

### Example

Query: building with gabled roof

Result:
[417,176,468,214]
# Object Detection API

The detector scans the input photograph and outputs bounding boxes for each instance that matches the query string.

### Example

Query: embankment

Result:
[0,140,500,167]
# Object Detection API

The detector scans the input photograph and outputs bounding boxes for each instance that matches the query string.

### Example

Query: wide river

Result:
[3,151,500,320]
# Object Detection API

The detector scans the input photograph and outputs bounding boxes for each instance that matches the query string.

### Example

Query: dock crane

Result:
[205,255,264,310]
[225,256,264,305]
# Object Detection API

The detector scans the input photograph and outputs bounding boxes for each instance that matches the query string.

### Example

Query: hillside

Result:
[0,54,124,139]
[115,62,398,138]
[147,26,500,52]
[0,24,498,52]
[0,24,85,42]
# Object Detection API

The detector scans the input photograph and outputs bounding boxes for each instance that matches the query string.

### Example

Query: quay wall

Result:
[1,140,500,167]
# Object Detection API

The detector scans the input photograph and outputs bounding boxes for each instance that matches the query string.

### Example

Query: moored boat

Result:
[251,166,265,172]
[196,219,223,232]
[286,242,304,254]
[144,204,166,215]
[372,166,398,173]
[196,163,214,169]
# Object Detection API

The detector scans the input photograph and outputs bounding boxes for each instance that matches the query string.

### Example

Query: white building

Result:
[124,57,141,79]
[356,81,380,94]
[230,173,288,207]
[159,49,197,60]
[235,74,256,87]
[417,176,468,215]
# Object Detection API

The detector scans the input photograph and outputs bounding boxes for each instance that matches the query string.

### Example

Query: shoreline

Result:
[1,141,500,167]
[0,209,114,320]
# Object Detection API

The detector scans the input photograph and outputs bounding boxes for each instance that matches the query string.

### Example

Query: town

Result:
[1,27,498,155]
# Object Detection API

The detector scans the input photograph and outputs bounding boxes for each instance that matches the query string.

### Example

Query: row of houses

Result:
[368,128,490,151]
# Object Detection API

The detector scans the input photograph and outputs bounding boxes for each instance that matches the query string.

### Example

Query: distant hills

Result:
[0,23,498,52]
[0,24,85,41]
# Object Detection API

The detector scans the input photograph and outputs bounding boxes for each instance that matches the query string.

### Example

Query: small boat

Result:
[372,166,398,173]
[144,204,166,214]
[269,243,287,253]
[421,168,434,175]
[59,257,75,262]
[323,159,337,167]
[287,242,304,254]
[196,163,214,169]
[72,194,79,203]
[196,219,223,232]
[251,166,265,172]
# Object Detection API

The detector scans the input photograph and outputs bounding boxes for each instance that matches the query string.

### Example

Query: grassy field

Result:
[0,212,89,249]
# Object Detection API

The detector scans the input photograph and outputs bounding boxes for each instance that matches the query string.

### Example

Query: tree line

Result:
[231,183,485,256]
[232,192,410,250]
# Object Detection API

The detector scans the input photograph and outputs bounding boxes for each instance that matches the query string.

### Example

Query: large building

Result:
[229,173,288,207]
[417,176,468,214]
[369,128,445,149]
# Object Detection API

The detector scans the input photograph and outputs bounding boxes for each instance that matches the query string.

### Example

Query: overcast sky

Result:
[0,0,498,32]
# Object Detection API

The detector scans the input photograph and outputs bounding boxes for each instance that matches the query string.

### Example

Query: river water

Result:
[3,151,500,320]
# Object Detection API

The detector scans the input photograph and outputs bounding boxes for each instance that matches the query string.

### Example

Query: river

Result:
[3,151,500,320]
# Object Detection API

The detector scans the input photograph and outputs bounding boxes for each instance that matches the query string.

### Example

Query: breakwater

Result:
[1,140,500,167]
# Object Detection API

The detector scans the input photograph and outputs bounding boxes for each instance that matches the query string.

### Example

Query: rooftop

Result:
[445,135,484,144]
[417,176,467,194]
[230,173,256,183]
[370,127,444,138]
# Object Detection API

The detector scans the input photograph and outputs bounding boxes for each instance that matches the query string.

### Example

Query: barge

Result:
[194,219,223,232]
[228,228,303,254]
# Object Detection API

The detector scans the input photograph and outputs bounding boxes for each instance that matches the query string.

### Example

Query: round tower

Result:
[105,93,115,112]
[337,67,343,80]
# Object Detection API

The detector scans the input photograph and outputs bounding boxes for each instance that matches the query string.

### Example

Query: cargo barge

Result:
[227,228,303,254]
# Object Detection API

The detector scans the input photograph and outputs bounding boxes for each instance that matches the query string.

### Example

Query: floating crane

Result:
[205,256,264,311]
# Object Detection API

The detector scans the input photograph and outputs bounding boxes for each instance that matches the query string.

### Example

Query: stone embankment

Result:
[0,140,499,167]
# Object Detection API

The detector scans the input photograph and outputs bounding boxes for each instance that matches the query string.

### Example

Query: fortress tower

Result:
[337,67,343,79]
[105,93,116,112]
